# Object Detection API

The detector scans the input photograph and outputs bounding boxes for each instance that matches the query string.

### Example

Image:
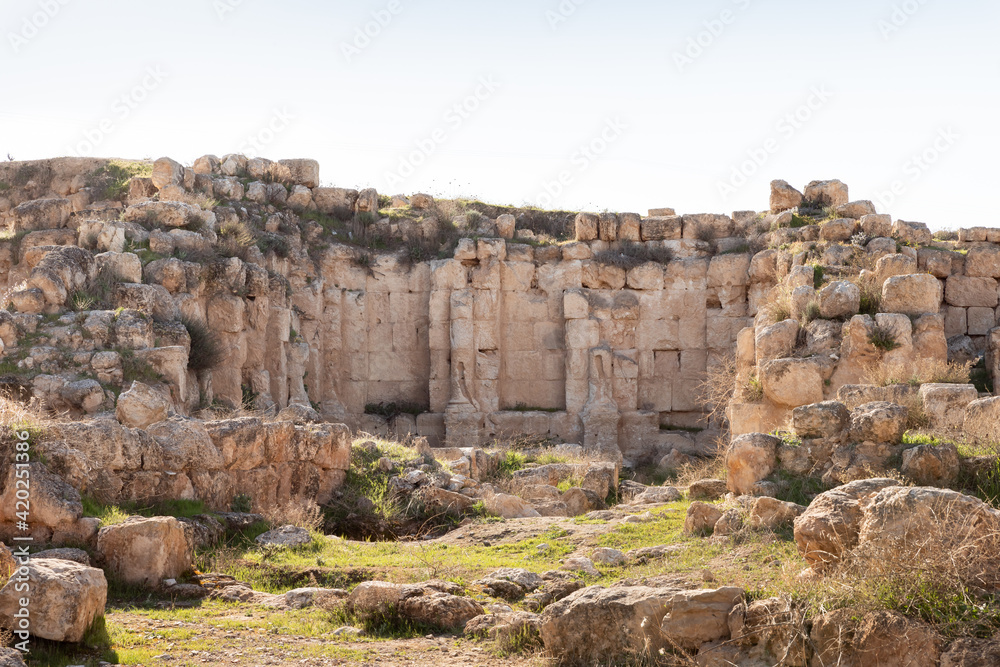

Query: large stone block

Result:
[964,244,1000,278]
[882,274,942,315]
[97,516,193,586]
[945,276,998,308]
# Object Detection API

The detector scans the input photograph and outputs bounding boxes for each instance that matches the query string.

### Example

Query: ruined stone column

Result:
[581,347,622,463]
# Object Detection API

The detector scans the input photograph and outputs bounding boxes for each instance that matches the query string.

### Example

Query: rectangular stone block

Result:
[501,262,534,291]
[534,321,564,350]
[945,276,998,308]
[944,306,967,338]
[503,291,549,322]
[504,322,536,351]
[564,290,590,320]
[450,319,474,349]
[641,216,683,241]
[474,322,498,351]
[968,306,995,336]
[566,319,599,349]
[638,378,671,412]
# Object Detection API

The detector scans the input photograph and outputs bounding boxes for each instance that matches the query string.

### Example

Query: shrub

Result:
[592,241,673,270]
[181,316,223,371]
[868,324,900,352]
[811,264,825,290]
[230,493,253,513]
[119,349,161,384]
[256,233,290,258]
[217,218,257,260]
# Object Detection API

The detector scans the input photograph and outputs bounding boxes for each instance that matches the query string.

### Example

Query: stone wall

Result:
[2,162,998,468]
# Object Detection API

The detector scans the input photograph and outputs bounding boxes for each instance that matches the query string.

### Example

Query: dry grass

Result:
[816,505,1000,637]
[259,497,325,531]
[863,358,972,388]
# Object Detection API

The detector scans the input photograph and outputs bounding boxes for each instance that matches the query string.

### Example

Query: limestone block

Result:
[945,276,998,308]
[967,307,995,336]
[892,219,932,246]
[835,201,876,219]
[804,180,849,207]
[626,263,663,290]
[575,213,598,241]
[761,358,825,408]
[882,274,942,315]
[770,180,803,211]
[618,212,641,241]
[860,213,892,238]
[964,244,1000,278]
[566,319,599,350]
[641,216,683,241]
[919,383,978,431]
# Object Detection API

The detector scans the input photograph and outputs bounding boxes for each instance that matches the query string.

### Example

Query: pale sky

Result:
[1,0,996,229]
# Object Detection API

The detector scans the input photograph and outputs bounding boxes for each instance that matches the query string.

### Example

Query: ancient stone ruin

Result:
[1,158,999,665]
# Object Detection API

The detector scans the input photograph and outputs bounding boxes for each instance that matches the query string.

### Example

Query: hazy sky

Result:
[1,0,996,228]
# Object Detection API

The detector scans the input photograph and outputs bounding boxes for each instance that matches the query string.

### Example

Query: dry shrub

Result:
[699,353,737,426]
[825,500,1000,637]
[673,452,727,487]
[259,497,324,531]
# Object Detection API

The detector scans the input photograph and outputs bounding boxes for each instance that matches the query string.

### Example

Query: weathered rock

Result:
[255,525,313,548]
[630,486,682,505]
[770,180,803,212]
[792,401,850,439]
[399,591,484,631]
[792,478,899,570]
[659,587,744,650]
[892,219,933,246]
[590,547,626,567]
[760,358,825,408]
[539,586,679,664]
[810,608,940,667]
[0,462,82,530]
[97,516,193,586]
[857,486,1000,579]
[835,200,876,219]
[749,497,806,530]
[727,596,809,667]
[484,492,540,519]
[561,557,600,577]
[151,157,185,190]
[919,383,979,431]
[804,180,849,207]
[726,433,780,495]
[0,648,26,667]
[940,637,1000,667]
[278,159,320,188]
[0,558,106,643]
[115,381,170,429]
[688,479,728,501]
[964,396,1000,443]
[946,276,999,308]
[31,548,91,566]
[848,402,907,444]
[754,319,799,366]
[684,502,723,536]
[901,442,960,486]
[818,280,860,319]
[465,610,541,645]
[882,274,942,315]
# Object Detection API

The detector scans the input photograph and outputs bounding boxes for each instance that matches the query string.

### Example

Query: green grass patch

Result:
[86,159,153,201]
